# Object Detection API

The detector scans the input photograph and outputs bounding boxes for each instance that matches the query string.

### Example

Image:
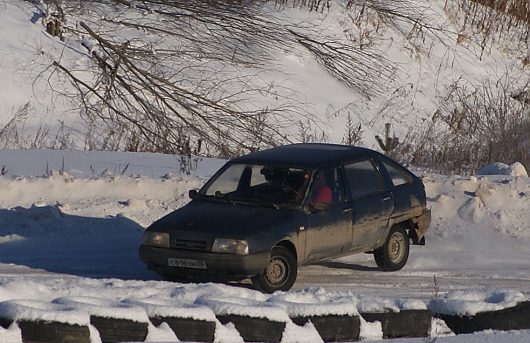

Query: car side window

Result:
[381,160,413,187]
[308,168,345,208]
[343,160,383,200]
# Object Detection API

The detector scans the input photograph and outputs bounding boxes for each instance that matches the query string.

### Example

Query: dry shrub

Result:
[445,0,529,59]
[0,103,74,150]
[469,0,530,24]
[394,77,530,174]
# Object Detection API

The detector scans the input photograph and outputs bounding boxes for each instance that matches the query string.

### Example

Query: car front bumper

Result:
[139,245,270,281]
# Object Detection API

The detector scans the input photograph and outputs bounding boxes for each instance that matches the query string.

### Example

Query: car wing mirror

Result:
[189,189,198,200]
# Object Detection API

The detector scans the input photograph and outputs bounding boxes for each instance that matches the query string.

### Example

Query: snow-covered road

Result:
[0,150,528,300]
[0,150,528,342]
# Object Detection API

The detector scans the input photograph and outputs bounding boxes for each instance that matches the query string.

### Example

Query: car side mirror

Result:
[308,201,330,213]
[189,189,198,200]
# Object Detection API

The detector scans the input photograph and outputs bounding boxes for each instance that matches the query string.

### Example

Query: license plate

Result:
[168,258,206,270]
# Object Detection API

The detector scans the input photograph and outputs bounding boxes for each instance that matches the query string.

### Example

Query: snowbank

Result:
[52,297,150,323]
[2,0,528,152]
[123,298,216,321]
[430,289,528,316]
[0,300,89,326]
[477,162,528,177]
[268,290,359,317]
[414,172,530,272]
[0,150,527,342]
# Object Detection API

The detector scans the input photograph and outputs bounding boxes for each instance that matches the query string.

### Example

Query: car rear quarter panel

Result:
[374,157,429,246]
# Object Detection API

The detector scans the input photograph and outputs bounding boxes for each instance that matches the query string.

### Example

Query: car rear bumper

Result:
[139,245,269,280]
[413,208,431,239]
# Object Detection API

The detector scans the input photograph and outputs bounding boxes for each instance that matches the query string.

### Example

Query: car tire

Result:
[251,246,297,293]
[374,226,409,271]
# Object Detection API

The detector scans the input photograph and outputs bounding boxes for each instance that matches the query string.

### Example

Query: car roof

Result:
[231,143,381,169]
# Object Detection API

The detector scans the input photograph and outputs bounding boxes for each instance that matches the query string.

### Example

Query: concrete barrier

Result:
[291,314,360,342]
[150,316,216,342]
[360,309,432,338]
[439,301,530,334]
[1,318,90,343]
[90,316,148,343]
[217,314,286,342]
[1,299,528,342]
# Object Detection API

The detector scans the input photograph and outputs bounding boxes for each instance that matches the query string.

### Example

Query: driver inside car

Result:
[310,171,333,206]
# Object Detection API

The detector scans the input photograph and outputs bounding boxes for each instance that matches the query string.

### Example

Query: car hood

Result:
[148,199,298,239]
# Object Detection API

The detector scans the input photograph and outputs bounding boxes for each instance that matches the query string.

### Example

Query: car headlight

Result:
[211,238,249,255]
[142,231,170,248]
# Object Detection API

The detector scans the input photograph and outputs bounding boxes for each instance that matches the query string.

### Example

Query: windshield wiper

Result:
[249,198,280,210]
[213,192,237,205]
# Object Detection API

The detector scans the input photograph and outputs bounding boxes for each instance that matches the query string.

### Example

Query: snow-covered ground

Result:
[1,0,529,341]
[0,149,528,342]
[1,0,528,149]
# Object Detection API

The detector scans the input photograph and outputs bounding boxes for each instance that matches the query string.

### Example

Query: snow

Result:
[0,149,528,341]
[477,162,528,178]
[268,288,360,317]
[356,297,427,313]
[52,296,150,323]
[1,2,529,340]
[1,0,528,151]
[195,296,291,322]
[268,288,427,317]
[280,321,323,343]
[0,323,22,343]
[0,149,223,179]
[374,330,530,343]
[145,322,179,342]
[122,298,216,322]
[0,300,89,325]
[213,322,243,343]
[359,317,384,341]
[430,289,528,316]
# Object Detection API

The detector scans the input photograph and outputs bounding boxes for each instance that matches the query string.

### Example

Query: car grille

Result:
[173,238,209,251]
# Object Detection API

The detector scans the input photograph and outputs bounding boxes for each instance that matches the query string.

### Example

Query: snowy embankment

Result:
[0,150,528,342]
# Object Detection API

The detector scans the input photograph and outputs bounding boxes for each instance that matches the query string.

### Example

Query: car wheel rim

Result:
[265,256,289,286]
[388,232,405,263]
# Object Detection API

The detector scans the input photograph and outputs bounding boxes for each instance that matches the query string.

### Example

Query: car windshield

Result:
[199,163,311,208]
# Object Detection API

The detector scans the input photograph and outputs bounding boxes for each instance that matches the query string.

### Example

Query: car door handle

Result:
[343,208,353,213]
[382,196,392,201]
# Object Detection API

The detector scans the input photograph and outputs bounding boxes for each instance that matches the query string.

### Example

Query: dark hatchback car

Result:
[140,143,431,293]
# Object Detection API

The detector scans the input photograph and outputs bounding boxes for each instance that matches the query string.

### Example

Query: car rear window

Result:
[381,160,413,187]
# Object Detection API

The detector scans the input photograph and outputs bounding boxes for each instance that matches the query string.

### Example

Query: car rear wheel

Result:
[251,246,297,293]
[374,226,409,271]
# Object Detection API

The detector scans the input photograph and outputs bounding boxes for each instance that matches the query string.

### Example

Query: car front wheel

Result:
[252,246,297,293]
[374,226,410,271]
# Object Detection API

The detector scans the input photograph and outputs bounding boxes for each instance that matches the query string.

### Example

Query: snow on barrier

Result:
[0,300,91,343]
[361,310,431,338]
[5,320,90,343]
[431,289,530,335]
[291,315,360,342]
[0,288,529,342]
[358,297,431,338]
[196,296,289,342]
[269,290,361,342]
[52,297,149,343]
[216,314,286,342]
[124,298,217,342]
[89,316,147,343]
[440,301,530,334]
